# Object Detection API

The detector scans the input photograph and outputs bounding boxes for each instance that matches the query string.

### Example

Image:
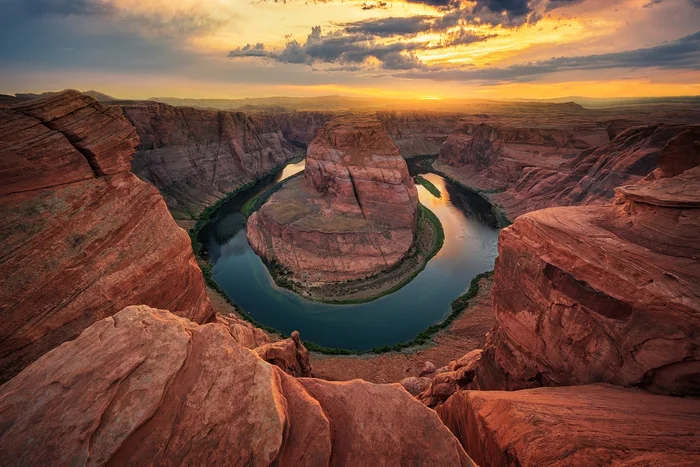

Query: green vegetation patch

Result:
[241,172,304,218]
[415,175,441,198]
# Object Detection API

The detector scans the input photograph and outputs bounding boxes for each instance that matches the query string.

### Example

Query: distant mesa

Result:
[247,116,419,283]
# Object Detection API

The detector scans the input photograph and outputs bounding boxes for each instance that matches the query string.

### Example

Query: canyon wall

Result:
[247,116,419,282]
[436,116,609,192]
[375,110,461,157]
[123,102,301,217]
[421,126,700,402]
[496,123,692,216]
[0,91,213,382]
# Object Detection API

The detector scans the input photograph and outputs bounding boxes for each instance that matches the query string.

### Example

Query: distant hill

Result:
[506,95,700,108]
[14,90,120,102]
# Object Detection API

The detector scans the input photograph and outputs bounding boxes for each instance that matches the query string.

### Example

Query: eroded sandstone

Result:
[452,127,700,395]
[247,116,419,282]
[0,91,213,381]
[0,305,474,467]
[123,102,301,216]
[437,384,700,467]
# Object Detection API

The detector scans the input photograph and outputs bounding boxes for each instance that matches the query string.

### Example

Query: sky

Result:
[0,0,699,100]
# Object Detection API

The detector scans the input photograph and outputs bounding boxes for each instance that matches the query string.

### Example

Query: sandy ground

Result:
[310,276,494,383]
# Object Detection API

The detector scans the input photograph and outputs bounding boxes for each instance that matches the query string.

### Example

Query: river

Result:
[201,160,500,351]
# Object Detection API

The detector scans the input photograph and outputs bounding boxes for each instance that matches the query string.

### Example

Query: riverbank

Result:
[258,202,444,304]
[430,160,512,227]
[311,274,494,382]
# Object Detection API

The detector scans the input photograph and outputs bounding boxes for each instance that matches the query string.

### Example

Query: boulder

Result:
[437,384,700,467]
[0,305,474,467]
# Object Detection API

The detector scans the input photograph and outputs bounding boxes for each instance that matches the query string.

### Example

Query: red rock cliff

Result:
[0,91,213,382]
[0,305,475,467]
[497,123,692,217]
[467,126,700,395]
[122,102,301,217]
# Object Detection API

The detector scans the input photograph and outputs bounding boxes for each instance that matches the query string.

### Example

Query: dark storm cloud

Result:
[690,0,700,7]
[402,0,454,7]
[229,27,432,70]
[398,31,700,82]
[343,16,434,37]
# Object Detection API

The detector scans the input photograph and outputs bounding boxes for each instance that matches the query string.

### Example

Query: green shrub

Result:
[415,175,441,198]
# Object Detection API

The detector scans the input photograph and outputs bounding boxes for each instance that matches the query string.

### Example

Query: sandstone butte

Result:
[247,116,419,282]
[0,90,213,382]
[0,305,474,467]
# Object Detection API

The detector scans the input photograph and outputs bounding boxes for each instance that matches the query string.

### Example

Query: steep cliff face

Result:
[123,102,301,216]
[247,116,419,282]
[437,384,700,467]
[498,123,692,216]
[0,305,475,467]
[0,91,213,382]
[272,110,461,158]
[436,117,609,191]
[375,110,461,157]
[458,127,700,395]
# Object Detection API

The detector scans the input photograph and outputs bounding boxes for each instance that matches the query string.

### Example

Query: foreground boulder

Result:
[0,305,474,467]
[247,116,419,282]
[467,127,700,395]
[0,91,213,382]
[437,384,700,467]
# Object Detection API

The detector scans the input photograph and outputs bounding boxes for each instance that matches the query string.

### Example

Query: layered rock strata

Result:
[0,91,213,382]
[123,102,300,216]
[429,127,700,397]
[247,116,419,282]
[497,123,693,216]
[437,384,700,467]
[437,117,609,192]
[0,305,474,467]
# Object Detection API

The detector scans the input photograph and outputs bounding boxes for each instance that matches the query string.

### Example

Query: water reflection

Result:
[203,160,499,351]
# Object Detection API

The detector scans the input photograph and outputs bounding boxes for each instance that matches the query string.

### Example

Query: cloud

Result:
[229,23,496,70]
[643,0,663,8]
[17,0,234,39]
[343,16,435,37]
[22,0,111,16]
[397,31,700,82]
[360,2,387,10]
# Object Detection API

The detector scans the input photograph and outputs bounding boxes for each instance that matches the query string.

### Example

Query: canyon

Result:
[247,116,420,284]
[1,90,699,466]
